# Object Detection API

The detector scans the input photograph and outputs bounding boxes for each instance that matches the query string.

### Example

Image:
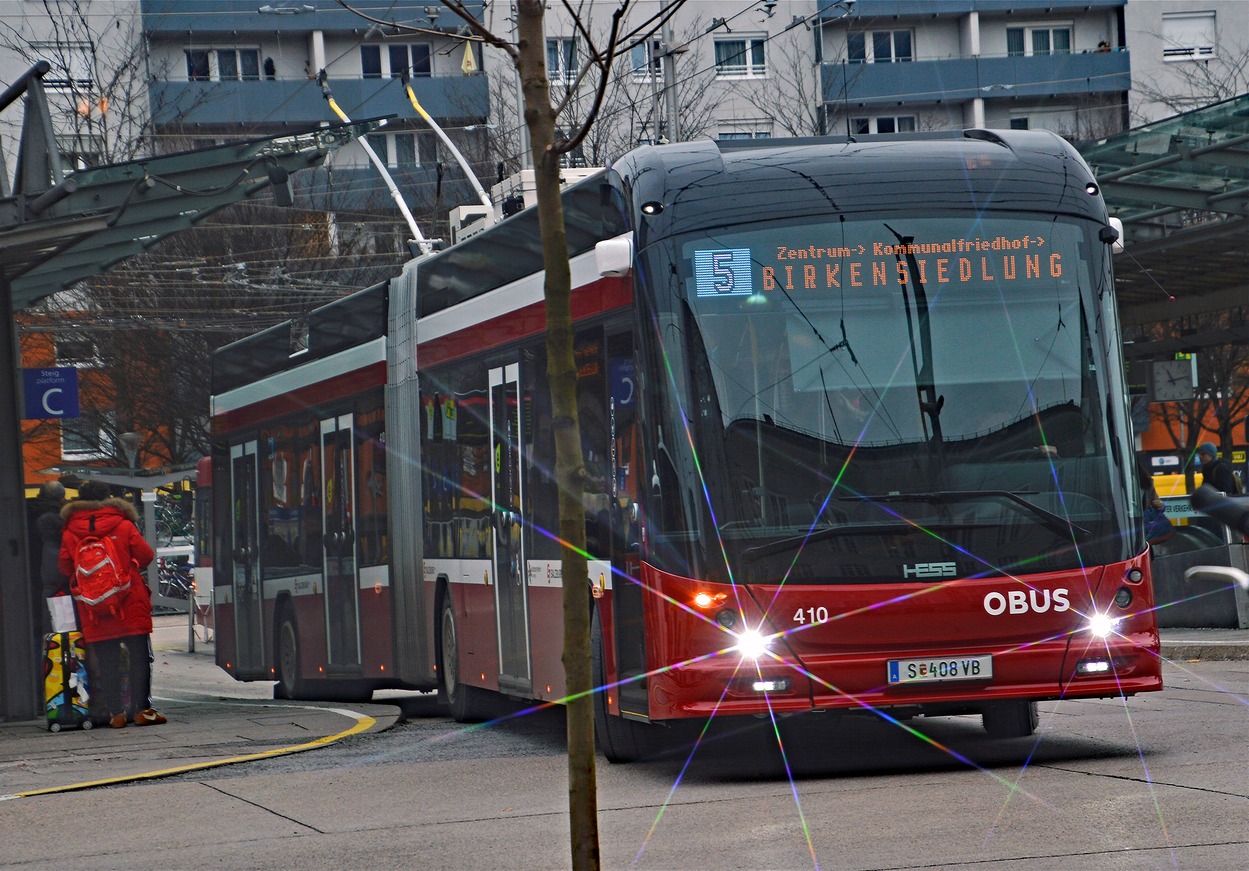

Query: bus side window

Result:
[577,330,611,558]
[355,399,388,566]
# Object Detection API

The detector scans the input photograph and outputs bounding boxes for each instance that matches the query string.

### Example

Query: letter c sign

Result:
[22,368,80,420]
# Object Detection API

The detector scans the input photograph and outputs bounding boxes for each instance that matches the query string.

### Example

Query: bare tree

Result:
[1130,28,1249,122]
[336,2,687,867]
[1144,311,1249,490]
[734,20,823,137]
[22,199,404,470]
[0,0,151,166]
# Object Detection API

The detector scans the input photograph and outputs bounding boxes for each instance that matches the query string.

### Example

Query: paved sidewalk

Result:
[0,616,400,799]
[2,617,1246,800]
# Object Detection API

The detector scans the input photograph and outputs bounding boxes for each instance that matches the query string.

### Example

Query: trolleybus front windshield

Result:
[650,214,1131,584]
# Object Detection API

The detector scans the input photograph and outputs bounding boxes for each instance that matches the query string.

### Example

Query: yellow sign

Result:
[461,42,477,74]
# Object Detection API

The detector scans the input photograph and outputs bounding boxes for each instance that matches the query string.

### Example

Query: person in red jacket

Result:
[59,480,166,728]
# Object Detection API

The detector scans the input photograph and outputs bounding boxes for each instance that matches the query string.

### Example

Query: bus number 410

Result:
[794,606,829,624]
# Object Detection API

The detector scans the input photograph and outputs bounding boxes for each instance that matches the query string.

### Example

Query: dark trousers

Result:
[90,634,151,718]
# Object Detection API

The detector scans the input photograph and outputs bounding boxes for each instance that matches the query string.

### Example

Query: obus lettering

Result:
[983,588,1070,616]
[761,253,1061,292]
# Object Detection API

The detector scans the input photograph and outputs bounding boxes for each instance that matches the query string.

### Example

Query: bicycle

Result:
[154,501,193,547]
[157,557,193,600]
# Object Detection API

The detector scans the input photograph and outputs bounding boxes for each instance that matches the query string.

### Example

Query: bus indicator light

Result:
[693,591,727,609]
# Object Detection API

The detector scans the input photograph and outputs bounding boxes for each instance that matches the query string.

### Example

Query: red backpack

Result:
[69,532,131,618]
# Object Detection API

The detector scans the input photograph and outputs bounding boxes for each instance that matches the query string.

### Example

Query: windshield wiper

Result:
[844,490,1090,541]
[741,519,995,562]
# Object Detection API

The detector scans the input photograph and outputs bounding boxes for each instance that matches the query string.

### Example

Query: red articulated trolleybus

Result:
[209,131,1161,760]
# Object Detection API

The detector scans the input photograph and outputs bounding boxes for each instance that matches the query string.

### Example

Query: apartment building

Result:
[141,0,489,222]
[818,0,1129,139]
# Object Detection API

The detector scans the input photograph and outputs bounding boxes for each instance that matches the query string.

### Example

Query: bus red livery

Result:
[208,132,1161,759]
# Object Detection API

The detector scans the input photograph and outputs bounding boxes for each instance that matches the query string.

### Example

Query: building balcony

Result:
[819,0,1123,21]
[821,50,1130,107]
[150,75,489,127]
[142,0,485,35]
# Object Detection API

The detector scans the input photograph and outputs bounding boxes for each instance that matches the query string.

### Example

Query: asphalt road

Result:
[4,659,1249,870]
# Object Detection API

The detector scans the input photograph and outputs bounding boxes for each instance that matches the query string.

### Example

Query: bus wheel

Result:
[440,595,491,722]
[591,607,655,763]
[982,701,1039,738]
[275,605,306,701]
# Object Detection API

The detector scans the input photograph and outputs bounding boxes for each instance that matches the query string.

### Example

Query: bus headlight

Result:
[1086,612,1121,639]
[734,628,771,660]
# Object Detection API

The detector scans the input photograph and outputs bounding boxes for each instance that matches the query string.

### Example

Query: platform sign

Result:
[22,367,79,419]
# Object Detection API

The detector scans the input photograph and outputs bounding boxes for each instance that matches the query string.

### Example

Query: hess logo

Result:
[983,588,1070,616]
[902,562,958,579]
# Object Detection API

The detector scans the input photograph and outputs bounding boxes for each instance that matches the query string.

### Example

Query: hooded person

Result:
[1197,442,1241,495]
[58,480,166,728]
[29,480,69,634]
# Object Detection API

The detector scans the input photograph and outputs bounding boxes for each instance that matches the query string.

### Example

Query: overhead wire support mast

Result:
[401,71,492,210]
[317,70,435,256]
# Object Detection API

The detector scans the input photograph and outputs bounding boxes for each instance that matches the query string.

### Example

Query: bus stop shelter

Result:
[0,62,378,722]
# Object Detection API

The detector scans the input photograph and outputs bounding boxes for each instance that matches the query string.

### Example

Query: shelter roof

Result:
[0,122,380,310]
[1079,93,1249,351]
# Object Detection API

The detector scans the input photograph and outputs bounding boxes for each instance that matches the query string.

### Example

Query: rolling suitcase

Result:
[43,631,92,731]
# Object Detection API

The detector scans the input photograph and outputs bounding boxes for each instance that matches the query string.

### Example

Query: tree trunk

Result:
[515,3,600,869]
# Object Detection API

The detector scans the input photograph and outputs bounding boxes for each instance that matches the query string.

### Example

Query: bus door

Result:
[490,363,531,691]
[606,329,648,713]
[230,441,264,675]
[321,414,362,670]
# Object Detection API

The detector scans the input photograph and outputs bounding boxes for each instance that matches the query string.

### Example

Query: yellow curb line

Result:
[2,709,376,800]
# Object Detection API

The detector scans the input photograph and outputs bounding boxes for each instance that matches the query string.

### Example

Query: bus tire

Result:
[274,604,307,701]
[982,700,1039,739]
[440,594,492,722]
[592,606,655,763]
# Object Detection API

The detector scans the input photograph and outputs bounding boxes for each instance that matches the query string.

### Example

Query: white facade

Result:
[0,0,146,189]
[1123,1,1249,123]
[480,0,822,167]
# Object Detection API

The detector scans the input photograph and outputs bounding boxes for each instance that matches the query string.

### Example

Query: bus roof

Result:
[612,130,1108,246]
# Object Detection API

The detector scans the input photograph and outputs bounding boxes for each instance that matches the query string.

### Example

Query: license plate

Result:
[887,654,992,684]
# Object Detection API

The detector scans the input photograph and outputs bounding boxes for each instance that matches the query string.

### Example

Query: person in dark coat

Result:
[1197,442,1241,495]
[29,480,69,636]
[59,480,165,728]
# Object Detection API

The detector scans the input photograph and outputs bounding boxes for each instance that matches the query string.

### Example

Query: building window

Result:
[361,45,382,78]
[375,131,437,168]
[847,30,913,63]
[547,38,577,84]
[1161,11,1216,61]
[714,37,767,77]
[1006,26,1071,57]
[184,47,261,82]
[391,44,432,78]
[57,135,103,172]
[62,419,110,461]
[718,129,771,140]
[1009,117,1030,130]
[34,42,93,89]
[61,407,112,462]
[55,336,100,367]
[630,40,662,80]
[850,115,916,135]
[361,44,432,79]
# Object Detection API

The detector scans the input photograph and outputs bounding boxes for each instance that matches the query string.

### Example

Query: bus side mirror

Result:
[1104,217,1125,253]
[596,234,633,278]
